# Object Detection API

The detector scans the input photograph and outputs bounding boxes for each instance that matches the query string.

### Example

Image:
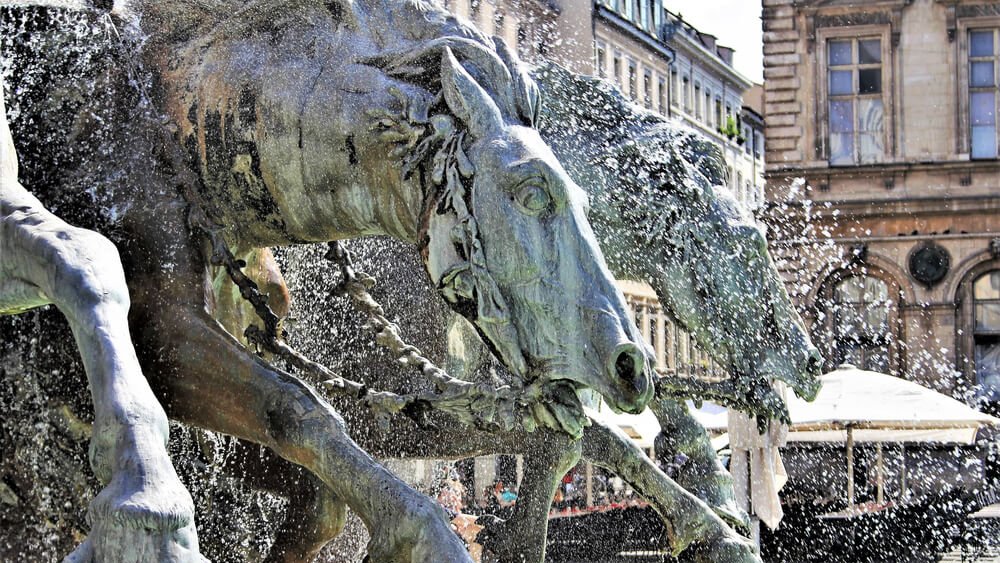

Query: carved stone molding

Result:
[814,12,892,28]
[805,5,906,51]
[956,4,1000,19]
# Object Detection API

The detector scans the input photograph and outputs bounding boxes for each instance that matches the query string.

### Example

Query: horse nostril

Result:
[612,343,644,385]
[807,350,824,374]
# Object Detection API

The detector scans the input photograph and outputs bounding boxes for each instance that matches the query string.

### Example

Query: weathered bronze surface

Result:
[0,2,820,562]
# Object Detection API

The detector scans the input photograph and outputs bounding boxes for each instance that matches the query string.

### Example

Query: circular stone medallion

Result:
[908,242,951,286]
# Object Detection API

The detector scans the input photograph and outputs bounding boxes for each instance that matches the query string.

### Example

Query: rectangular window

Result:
[716,99,724,129]
[705,91,711,125]
[613,53,623,90]
[827,37,885,165]
[470,0,481,24]
[658,76,666,114]
[628,60,638,100]
[970,29,999,159]
[595,41,607,79]
[670,69,678,107]
[682,76,690,111]
[643,70,652,108]
[694,82,701,118]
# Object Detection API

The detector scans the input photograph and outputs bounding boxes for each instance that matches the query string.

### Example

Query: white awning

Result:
[693,364,999,445]
[586,404,662,449]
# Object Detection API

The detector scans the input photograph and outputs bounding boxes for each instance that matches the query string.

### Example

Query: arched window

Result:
[974,270,1000,398]
[829,275,893,372]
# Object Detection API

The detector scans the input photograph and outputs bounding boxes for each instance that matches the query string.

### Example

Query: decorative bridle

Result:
[162,41,589,437]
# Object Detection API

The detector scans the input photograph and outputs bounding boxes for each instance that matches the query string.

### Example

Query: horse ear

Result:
[492,37,540,126]
[440,47,503,138]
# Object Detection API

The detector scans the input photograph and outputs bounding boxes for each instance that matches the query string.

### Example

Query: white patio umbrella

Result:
[694,364,1000,511]
[694,364,999,443]
[783,364,999,445]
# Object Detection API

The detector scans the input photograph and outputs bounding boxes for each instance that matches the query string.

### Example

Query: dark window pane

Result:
[830,134,854,165]
[972,91,996,125]
[829,40,852,66]
[865,351,890,373]
[859,39,881,64]
[972,61,996,88]
[972,30,995,58]
[976,342,1000,400]
[859,69,882,93]
[864,276,889,301]
[858,99,884,133]
[837,343,864,367]
[829,70,852,95]
[856,100,884,163]
[972,126,998,159]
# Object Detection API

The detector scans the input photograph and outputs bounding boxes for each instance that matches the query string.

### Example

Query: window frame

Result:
[643,68,652,108]
[628,59,638,100]
[815,267,903,375]
[682,75,690,112]
[816,25,893,166]
[613,51,623,90]
[670,68,678,108]
[694,81,701,119]
[957,259,1000,400]
[594,41,608,80]
[959,17,1000,159]
[658,75,666,114]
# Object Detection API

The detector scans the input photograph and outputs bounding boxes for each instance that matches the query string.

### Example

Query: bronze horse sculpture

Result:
[0,1,821,561]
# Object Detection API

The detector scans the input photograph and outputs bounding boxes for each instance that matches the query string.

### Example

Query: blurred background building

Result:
[761,0,1000,559]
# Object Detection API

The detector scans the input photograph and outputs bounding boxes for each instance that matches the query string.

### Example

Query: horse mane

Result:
[362,30,539,345]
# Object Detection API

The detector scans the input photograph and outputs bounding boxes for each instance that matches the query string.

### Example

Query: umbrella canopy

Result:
[586,405,662,449]
[695,364,999,444]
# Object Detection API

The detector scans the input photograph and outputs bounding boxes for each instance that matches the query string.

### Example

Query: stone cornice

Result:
[797,0,912,49]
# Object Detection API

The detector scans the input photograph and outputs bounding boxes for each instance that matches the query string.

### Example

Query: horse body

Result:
[0,1,662,561]
[133,0,653,412]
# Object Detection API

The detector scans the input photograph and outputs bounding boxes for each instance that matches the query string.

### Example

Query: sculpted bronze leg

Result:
[133,300,473,563]
[581,419,759,563]
[211,439,346,563]
[0,91,203,561]
[475,432,580,563]
[651,397,749,531]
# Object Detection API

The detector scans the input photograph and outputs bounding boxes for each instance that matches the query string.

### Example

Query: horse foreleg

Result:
[581,419,759,563]
[650,397,749,531]
[0,187,203,562]
[138,304,472,563]
[474,431,580,563]
[213,438,347,563]
[0,87,202,561]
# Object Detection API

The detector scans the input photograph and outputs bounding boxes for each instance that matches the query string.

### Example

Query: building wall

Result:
[666,12,765,208]
[763,0,1000,400]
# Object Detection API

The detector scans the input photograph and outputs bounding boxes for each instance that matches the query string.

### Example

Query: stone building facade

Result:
[763,0,1000,407]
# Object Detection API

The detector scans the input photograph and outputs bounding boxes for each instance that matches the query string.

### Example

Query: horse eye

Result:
[516,182,551,214]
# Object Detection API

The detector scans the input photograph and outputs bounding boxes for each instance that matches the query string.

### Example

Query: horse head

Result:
[530,64,822,414]
[606,129,822,410]
[649,140,823,406]
[139,3,654,420]
[373,42,655,417]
